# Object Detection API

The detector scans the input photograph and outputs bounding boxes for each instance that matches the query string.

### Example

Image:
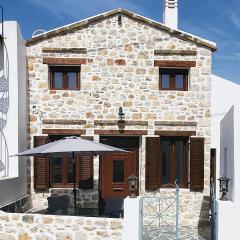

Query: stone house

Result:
[26,5,216,227]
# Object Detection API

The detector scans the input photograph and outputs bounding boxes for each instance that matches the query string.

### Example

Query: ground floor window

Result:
[161,137,188,188]
[146,135,204,192]
[49,135,79,188]
[50,156,77,188]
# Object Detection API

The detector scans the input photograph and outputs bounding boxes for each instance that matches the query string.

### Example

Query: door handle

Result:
[113,187,124,191]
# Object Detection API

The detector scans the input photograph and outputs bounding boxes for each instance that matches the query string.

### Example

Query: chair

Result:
[102,197,124,218]
[47,195,69,214]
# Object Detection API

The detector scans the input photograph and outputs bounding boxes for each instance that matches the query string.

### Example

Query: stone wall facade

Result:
[0,212,123,239]
[0,196,31,214]
[26,12,212,226]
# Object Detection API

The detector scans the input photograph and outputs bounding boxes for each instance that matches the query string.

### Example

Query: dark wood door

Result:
[100,149,138,200]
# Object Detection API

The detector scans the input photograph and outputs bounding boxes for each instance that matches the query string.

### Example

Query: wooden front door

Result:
[99,137,139,201]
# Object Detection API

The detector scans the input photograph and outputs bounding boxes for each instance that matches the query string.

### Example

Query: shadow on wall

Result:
[198,195,211,240]
[0,37,9,177]
[0,132,9,176]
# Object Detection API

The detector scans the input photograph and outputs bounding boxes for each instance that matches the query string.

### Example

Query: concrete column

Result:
[123,196,142,240]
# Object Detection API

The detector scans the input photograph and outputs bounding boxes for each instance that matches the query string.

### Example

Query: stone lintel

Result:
[42,129,86,135]
[94,130,148,135]
[154,121,197,127]
[154,50,197,56]
[42,48,87,54]
[94,120,148,126]
[155,130,196,136]
[42,119,86,125]
[43,58,93,65]
[154,60,196,68]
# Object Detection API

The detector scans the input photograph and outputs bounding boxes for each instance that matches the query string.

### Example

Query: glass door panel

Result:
[52,157,62,183]
[175,141,184,185]
[67,158,74,183]
[162,140,170,184]
[112,160,124,183]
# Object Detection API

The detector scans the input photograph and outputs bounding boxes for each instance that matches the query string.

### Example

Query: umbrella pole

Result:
[72,152,77,215]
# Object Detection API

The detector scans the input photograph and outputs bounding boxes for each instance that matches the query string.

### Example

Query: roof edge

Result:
[26,8,217,51]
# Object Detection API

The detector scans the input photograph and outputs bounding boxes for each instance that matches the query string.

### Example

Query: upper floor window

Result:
[50,66,80,90]
[159,68,188,91]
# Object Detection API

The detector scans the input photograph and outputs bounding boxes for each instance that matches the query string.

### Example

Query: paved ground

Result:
[142,226,210,240]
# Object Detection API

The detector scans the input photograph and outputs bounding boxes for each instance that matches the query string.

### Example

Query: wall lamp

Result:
[118,107,125,121]
[218,175,230,201]
[128,175,138,198]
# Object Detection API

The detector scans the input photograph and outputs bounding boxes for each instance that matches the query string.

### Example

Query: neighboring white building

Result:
[211,74,240,240]
[0,21,28,212]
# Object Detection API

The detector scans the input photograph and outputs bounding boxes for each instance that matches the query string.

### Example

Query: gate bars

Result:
[210,180,216,240]
[140,183,179,240]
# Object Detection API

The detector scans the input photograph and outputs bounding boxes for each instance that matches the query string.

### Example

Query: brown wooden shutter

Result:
[190,137,204,191]
[34,136,49,191]
[145,137,161,191]
[78,136,94,189]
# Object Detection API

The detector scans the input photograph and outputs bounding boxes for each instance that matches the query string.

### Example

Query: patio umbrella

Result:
[13,136,128,214]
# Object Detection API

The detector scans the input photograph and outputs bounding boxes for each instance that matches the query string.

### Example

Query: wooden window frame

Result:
[49,134,79,188]
[160,136,189,188]
[159,68,188,91]
[49,66,80,90]
[50,156,81,188]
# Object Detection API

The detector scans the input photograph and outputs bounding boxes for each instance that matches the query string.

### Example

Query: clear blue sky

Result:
[3,0,240,83]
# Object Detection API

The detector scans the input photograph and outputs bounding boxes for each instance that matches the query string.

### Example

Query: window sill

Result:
[159,89,188,91]
[50,187,74,190]
[50,89,80,91]
[160,186,188,189]
[160,183,188,188]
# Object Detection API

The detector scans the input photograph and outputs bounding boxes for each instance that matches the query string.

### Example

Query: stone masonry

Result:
[0,211,210,240]
[26,10,213,227]
[0,196,31,214]
[0,211,123,240]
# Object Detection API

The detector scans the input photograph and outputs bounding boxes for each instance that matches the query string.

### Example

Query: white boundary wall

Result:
[211,74,240,196]
[212,75,240,239]
[216,106,240,240]
[0,21,27,208]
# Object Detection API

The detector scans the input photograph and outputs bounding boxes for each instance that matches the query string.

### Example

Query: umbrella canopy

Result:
[13,136,128,215]
[14,136,128,157]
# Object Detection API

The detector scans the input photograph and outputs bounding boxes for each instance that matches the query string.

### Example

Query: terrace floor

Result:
[28,207,101,217]
[143,226,211,240]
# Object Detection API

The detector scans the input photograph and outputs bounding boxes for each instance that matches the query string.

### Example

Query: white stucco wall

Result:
[220,107,234,200]
[211,75,240,193]
[0,21,27,208]
[212,75,240,239]
[216,105,240,240]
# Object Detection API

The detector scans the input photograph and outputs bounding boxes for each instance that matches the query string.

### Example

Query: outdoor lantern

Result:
[218,175,230,201]
[118,107,125,121]
[128,175,138,198]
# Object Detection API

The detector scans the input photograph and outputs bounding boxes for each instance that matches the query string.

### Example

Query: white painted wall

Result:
[220,107,234,200]
[216,105,240,240]
[0,21,27,208]
[163,0,178,29]
[212,75,240,239]
[123,197,142,240]
[211,74,240,195]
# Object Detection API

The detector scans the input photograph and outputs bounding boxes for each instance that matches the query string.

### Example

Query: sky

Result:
[3,0,240,83]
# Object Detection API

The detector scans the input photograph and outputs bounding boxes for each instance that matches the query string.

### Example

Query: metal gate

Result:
[210,181,216,240]
[140,184,179,240]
